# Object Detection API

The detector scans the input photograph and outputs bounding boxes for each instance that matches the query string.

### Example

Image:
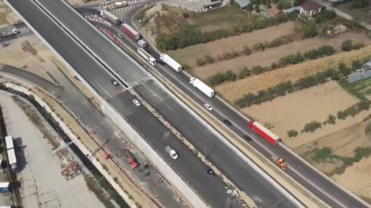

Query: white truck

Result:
[160,54,182,72]
[100,10,120,25]
[190,77,215,98]
[0,28,19,38]
[137,48,157,66]
[137,39,147,48]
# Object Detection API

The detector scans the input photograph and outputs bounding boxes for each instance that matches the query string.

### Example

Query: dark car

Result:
[223,119,232,127]
[206,167,215,176]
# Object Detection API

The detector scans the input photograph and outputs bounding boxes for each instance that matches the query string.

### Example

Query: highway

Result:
[5,0,250,207]
[23,1,302,207]
[123,4,371,208]
[0,65,188,208]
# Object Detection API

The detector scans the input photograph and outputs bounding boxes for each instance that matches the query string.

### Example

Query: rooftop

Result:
[235,0,251,8]
[301,0,324,11]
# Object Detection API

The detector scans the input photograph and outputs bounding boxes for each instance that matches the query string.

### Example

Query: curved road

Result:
[123,3,371,208]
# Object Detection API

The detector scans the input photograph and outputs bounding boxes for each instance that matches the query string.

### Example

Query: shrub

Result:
[326,114,336,125]
[208,70,237,86]
[253,42,266,51]
[243,45,252,55]
[338,62,352,76]
[278,53,304,67]
[251,65,266,75]
[303,21,317,38]
[182,12,189,18]
[341,40,353,52]
[303,121,322,133]
[287,130,298,138]
[353,42,365,50]
[239,67,251,79]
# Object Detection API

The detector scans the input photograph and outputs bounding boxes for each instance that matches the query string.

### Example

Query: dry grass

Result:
[216,45,371,103]
[194,32,371,79]
[168,21,298,66]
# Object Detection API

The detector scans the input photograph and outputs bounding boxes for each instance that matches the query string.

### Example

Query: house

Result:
[300,0,325,16]
[235,0,252,9]
[268,7,281,16]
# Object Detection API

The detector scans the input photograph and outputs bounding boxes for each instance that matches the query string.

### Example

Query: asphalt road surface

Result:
[0,65,189,208]
[122,4,371,208]
[6,1,250,207]
[27,2,302,208]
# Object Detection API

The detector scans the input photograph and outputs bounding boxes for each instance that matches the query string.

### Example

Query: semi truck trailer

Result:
[122,24,140,41]
[100,10,120,25]
[137,48,157,66]
[190,77,215,98]
[0,28,19,38]
[160,53,182,72]
[248,121,280,145]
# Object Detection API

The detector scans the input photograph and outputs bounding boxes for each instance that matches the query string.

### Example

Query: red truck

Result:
[248,121,281,145]
[122,23,140,41]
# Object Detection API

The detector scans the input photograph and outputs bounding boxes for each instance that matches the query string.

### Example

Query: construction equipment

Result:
[270,155,287,170]
[121,143,139,169]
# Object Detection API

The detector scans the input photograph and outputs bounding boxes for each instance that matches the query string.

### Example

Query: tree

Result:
[341,40,353,52]
[277,2,283,10]
[303,21,317,38]
[287,130,298,138]
[266,0,272,8]
[338,62,351,76]
[255,4,261,12]
[303,121,322,133]
[239,67,251,79]
[272,0,279,3]
[293,0,305,6]
[246,3,254,11]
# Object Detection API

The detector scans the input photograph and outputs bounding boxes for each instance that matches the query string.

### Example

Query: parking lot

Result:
[0,92,105,208]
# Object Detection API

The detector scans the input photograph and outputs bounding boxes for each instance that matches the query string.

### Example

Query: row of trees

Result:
[196,36,293,67]
[341,39,365,52]
[287,100,371,137]
[234,69,340,108]
[207,45,338,86]
[337,100,371,120]
[156,12,297,51]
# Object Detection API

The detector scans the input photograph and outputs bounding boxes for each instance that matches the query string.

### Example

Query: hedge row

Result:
[196,36,293,67]
[207,45,336,86]
[156,12,297,51]
[235,69,340,108]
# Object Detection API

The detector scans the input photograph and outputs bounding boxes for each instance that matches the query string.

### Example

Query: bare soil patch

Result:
[295,120,371,198]
[193,32,371,79]
[333,157,371,199]
[243,81,371,149]
[0,35,55,83]
[216,45,371,103]
[168,21,297,66]
[0,5,21,26]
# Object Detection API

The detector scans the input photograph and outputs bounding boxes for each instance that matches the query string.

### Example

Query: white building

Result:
[300,0,324,16]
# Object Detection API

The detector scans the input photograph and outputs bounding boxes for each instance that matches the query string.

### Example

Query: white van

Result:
[164,146,178,160]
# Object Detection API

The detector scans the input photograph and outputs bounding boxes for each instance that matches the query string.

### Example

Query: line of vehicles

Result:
[112,21,290,170]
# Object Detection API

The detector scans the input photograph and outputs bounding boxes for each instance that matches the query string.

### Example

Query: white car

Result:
[133,99,141,106]
[165,146,178,160]
[111,79,119,86]
[204,104,213,111]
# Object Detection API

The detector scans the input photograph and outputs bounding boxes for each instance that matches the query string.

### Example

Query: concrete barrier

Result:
[101,101,209,208]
